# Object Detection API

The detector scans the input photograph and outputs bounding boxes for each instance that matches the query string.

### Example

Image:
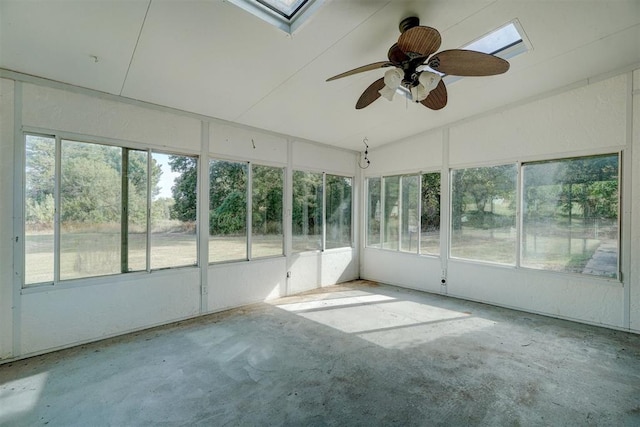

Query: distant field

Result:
[24,232,285,284]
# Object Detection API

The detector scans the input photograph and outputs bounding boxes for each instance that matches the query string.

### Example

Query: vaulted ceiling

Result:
[1,0,639,150]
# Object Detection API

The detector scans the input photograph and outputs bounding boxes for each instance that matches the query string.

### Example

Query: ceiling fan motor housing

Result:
[399,16,420,33]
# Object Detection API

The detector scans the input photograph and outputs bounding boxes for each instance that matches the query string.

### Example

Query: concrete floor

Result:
[1,280,639,426]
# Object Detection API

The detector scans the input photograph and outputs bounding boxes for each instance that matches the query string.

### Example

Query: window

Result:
[252,164,284,258]
[227,0,323,34]
[382,175,400,250]
[366,178,381,248]
[24,135,55,284]
[421,173,441,255]
[325,175,352,249]
[400,175,420,253]
[60,140,123,279]
[292,171,352,252]
[151,153,198,269]
[292,170,323,252]
[208,160,284,262]
[23,134,198,286]
[366,173,441,256]
[450,164,517,264]
[208,160,248,263]
[462,20,528,59]
[521,154,619,278]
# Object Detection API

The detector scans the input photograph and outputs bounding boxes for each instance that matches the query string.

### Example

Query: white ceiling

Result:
[1,0,639,151]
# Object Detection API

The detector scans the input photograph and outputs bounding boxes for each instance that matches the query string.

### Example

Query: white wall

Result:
[0,78,15,359]
[631,69,640,331]
[362,71,638,332]
[0,77,358,361]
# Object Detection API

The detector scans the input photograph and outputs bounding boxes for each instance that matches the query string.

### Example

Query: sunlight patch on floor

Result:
[277,292,497,349]
[0,372,48,422]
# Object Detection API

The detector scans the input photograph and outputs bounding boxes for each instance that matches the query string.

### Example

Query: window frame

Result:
[208,157,286,265]
[449,162,519,266]
[226,0,324,34]
[519,152,621,280]
[21,130,200,288]
[366,171,441,257]
[292,169,354,253]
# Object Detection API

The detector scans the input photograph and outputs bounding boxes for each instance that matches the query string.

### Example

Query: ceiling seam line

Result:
[120,0,152,96]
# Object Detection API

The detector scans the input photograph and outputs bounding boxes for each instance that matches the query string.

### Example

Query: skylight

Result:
[463,20,529,59]
[439,19,529,84]
[228,0,324,34]
[256,0,308,20]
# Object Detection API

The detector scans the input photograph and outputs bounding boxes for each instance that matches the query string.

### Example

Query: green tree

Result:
[556,155,618,219]
[292,171,323,235]
[421,173,440,232]
[209,160,247,235]
[252,165,283,235]
[452,165,516,230]
[169,155,198,222]
[25,137,163,225]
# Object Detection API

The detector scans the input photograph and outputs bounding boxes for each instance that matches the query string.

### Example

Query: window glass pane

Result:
[292,170,323,252]
[400,175,419,253]
[366,178,381,248]
[125,149,148,272]
[326,175,352,249]
[451,164,517,264]
[151,153,198,269]
[421,172,441,255]
[209,160,247,263]
[25,135,55,284]
[252,164,283,258]
[382,176,400,250]
[521,154,619,278]
[60,140,122,279]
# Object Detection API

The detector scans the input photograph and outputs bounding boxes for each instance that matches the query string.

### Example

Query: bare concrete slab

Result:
[1,280,639,426]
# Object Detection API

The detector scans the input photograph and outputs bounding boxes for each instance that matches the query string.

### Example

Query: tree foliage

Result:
[524,155,618,220]
[168,155,198,222]
[452,164,517,230]
[252,165,284,235]
[25,136,162,227]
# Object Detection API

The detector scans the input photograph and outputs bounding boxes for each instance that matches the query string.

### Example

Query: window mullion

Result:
[247,162,252,261]
[146,150,152,272]
[121,148,129,273]
[398,176,403,252]
[322,172,326,251]
[417,174,423,254]
[53,136,61,283]
[380,177,385,249]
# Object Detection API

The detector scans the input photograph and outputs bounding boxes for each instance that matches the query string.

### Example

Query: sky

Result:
[153,153,180,200]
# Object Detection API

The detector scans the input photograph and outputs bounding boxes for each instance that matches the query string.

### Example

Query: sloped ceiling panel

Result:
[0,0,148,94]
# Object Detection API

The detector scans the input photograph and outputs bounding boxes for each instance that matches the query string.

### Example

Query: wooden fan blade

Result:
[397,26,441,58]
[356,78,385,109]
[428,49,510,76]
[326,61,393,82]
[387,43,409,65]
[420,80,447,110]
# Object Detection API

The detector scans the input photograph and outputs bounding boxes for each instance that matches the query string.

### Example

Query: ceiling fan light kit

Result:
[327,17,510,110]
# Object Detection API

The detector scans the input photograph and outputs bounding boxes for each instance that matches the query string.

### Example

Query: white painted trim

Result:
[199,121,210,313]
[621,71,634,328]
[12,81,23,358]
[440,128,450,294]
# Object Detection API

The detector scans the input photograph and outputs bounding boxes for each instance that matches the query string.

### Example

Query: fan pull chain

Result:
[359,137,370,169]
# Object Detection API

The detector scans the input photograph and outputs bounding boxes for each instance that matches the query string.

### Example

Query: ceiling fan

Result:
[326,17,510,110]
